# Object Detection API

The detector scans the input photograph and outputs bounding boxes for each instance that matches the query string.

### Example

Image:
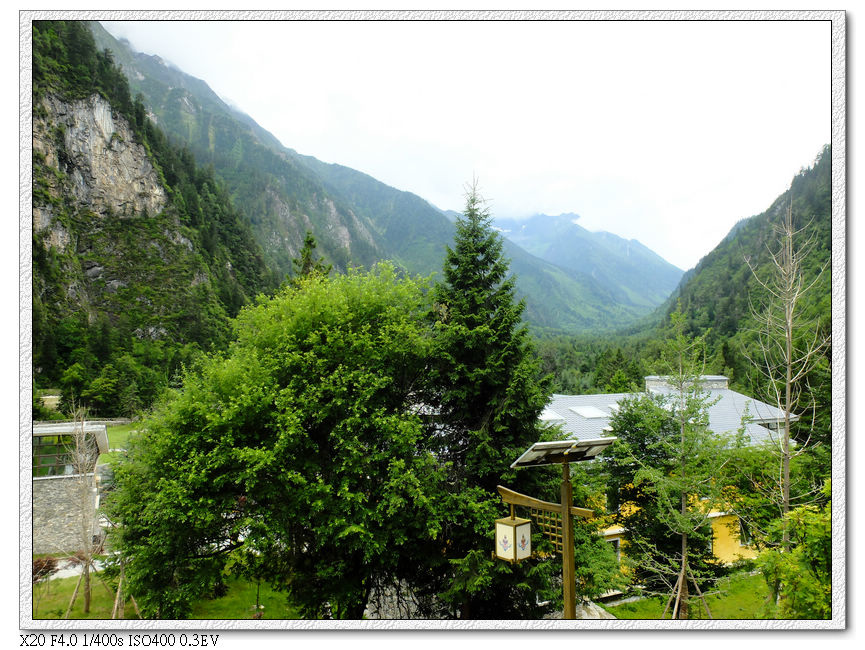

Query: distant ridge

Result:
[91,20,685,334]
[494,213,684,310]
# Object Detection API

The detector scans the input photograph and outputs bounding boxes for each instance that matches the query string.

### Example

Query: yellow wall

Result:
[600,512,757,565]
[709,514,757,563]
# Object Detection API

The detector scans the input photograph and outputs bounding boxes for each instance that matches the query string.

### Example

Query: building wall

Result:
[601,513,757,569]
[710,514,758,564]
[32,475,99,554]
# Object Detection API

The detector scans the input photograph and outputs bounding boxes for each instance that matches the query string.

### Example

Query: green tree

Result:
[422,182,613,618]
[606,308,729,619]
[756,480,831,619]
[595,347,642,393]
[290,231,332,282]
[108,264,445,619]
[80,364,122,416]
[719,438,831,554]
[59,362,91,412]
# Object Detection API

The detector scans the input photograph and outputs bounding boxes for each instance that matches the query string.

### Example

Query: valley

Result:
[28,18,835,624]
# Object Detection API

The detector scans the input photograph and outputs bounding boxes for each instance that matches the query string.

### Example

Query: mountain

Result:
[663,145,830,348]
[89,21,681,334]
[289,157,656,331]
[690,146,831,440]
[532,145,832,426]
[651,144,831,444]
[31,21,276,414]
[494,213,683,309]
[89,22,382,277]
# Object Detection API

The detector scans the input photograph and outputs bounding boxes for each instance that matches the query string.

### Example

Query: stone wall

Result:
[32,474,99,554]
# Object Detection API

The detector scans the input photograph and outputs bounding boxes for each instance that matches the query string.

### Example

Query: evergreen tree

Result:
[291,231,332,282]
[423,183,566,618]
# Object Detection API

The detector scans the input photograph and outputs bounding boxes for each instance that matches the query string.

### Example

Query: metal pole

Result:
[561,461,576,619]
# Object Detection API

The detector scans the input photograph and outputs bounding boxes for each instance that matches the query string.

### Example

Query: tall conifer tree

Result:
[425,182,559,618]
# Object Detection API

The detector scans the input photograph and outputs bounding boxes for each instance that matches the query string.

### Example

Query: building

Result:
[543,376,792,564]
[32,421,109,554]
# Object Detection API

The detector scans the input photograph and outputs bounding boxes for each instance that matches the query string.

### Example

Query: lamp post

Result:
[495,437,616,620]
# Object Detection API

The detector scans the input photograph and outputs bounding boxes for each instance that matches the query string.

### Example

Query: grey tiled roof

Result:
[543,377,792,447]
[541,392,632,441]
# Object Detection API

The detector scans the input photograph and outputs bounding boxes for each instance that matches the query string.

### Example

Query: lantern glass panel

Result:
[495,516,531,562]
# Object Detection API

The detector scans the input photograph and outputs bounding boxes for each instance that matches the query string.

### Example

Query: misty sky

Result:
[100,17,832,271]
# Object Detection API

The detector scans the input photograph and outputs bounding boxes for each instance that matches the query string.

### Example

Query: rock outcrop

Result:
[34,93,167,224]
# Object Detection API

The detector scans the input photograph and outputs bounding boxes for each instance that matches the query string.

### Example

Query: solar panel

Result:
[510,437,617,468]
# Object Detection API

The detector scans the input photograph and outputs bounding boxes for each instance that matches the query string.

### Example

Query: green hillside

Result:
[89,21,382,277]
[495,213,683,309]
[89,20,683,335]
[535,146,831,416]
[32,20,276,416]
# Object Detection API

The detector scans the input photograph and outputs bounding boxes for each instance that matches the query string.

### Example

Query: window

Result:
[569,405,608,419]
[33,435,75,477]
[32,434,98,477]
[540,408,565,422]
[607,538,622,563]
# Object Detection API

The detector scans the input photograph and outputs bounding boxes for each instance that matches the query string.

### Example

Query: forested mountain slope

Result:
[89,21,382,277]
[32,21,276,415]
[668,145,831,360]
[535,146,832,417]
[495,213,683,309]
[89,20,682,334]
[657,146,831,443]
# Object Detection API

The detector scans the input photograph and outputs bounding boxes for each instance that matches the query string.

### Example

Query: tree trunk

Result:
[678,385,689,620]
[782,273,793,550]
[678,532,689,619]
[83,561,91,614]
[64,572,83,619]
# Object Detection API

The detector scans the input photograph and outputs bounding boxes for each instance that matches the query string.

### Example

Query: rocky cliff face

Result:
[32,90,225,344]
[33,94,167,246]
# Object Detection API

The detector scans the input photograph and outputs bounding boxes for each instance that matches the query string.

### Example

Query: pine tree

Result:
[424,182,560,619]
[291,231,332,282]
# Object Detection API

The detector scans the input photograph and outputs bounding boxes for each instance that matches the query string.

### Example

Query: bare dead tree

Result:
[63,406,101,617]
[743,194,830,549]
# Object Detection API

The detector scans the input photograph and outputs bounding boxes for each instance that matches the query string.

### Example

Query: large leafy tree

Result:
[422,183,614,618]
[108,265,445,618]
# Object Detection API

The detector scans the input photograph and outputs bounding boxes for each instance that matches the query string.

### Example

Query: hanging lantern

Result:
[495,513,531,563]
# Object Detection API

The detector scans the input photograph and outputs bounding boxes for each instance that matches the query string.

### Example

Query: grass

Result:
[106,423,138,449]
[33,572,127,620]
[98,423,140,464]
[32,572,302,620]
[601,571,771,620]
[190,578,302,620]
[36,567,769,621]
